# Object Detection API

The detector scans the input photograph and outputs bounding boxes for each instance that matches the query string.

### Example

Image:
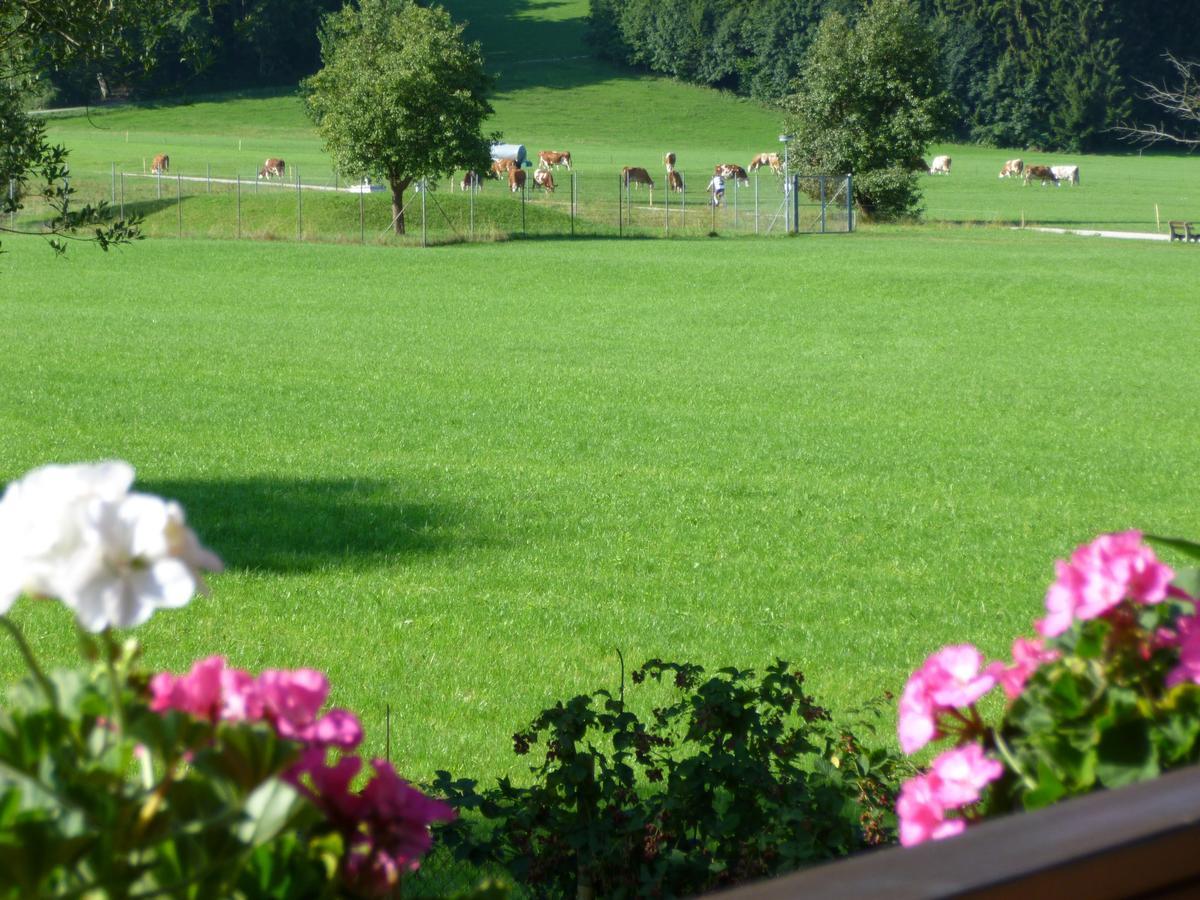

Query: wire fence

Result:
[6,166,854,247]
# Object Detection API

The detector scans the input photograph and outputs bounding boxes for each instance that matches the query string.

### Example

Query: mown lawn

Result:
[2,229,1197,783]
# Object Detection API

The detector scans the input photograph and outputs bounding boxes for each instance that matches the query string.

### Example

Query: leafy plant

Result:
[434,657,908,898]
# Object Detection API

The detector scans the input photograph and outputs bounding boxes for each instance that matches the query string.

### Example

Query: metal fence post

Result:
[296,166,303,241]
[819,175,826,234]
[570,172,575,238]
[733,178,738,232]
[754,175,759,235]
[157,171,162,201]
[236,174,242,239]
[846,174,854,232]
[618,175,622,237]
[360,188,366,244]
[8,179,14,230]
[176,174,182,237]
[468,179,474,241]
[791,174,799,235]
[111,162,116,206]
[120,172,125,219]
[421,179,428,247]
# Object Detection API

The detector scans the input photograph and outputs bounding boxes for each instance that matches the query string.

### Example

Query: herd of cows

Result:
[144,146,1082,197]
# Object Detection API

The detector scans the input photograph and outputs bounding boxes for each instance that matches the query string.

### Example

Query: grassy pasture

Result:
[3,230,1198,783]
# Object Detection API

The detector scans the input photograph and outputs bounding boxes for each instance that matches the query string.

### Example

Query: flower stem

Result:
[102,630,127,738]
[0,615,57,702]
[993,731,1036,791]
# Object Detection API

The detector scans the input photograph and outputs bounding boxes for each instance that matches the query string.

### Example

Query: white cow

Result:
[929,155,952,175]
[1050,165,1080,186]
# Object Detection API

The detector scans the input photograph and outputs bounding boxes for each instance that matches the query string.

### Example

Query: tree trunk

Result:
[389,177,410,235]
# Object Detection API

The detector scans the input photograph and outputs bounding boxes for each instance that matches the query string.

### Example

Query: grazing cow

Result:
[258,158,285,180]
[460,171,481,192]
[748,153,782,174]
[929,155,952,175]
[151,153,170,175]
[667,169,684,193]
[1023,165,1058,187]
[491,158,517,179]
[538,150,572,170]
[509,168,526,193]
[998,158,1024,179]
[714,163,749,185]
[491,143,529,169]
[622,166,654,189]
[533,168,556,193]
[1050,165,1079,186]
[664,151,676,169]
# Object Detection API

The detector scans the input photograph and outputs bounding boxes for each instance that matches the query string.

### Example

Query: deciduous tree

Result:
[781,0,952,220]
[303,0,494,236]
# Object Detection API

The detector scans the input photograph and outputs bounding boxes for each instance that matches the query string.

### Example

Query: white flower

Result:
[0,462,222,630]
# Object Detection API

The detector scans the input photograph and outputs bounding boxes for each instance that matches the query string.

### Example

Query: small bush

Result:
[434,658,908,898]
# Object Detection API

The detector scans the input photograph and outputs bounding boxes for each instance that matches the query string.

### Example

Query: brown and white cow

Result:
[1023,165,1058,187]
[509,168,527,192]
[622,167,654,189]
[491,158,517,179]
[533,168,556,193]
[748,153,782,174]
[460,171,481,192]
[538,150,572,170]
[929,155,952,175]
[664,151,676,170]
[258,158,286,180]
[998,158,1023,179]
[151,153,170,175]
[714,163,749,185]
[667,169,684,193]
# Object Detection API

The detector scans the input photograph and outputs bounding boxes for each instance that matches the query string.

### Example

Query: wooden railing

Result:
[715,764,1200,899]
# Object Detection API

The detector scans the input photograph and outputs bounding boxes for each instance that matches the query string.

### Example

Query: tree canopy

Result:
[782,0,951,220]
[303,0,494,235]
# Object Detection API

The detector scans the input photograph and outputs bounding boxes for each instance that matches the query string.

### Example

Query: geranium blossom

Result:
[896,773,965,847]
[986,637,1059,700]
[930,744,1004,807]
[0,461,222,630]
[1167,615,1200,688]
[898,645,995,754]
[1038,531,1173,638]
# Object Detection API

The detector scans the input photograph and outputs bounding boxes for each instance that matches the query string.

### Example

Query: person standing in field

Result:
[707,173,725,207]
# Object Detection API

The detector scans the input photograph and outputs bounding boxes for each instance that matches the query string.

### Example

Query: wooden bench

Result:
[1168,220,1199,242]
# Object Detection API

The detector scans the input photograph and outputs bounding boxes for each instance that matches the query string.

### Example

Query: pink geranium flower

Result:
[259,669,329,739]
[896,773,966,847]
[986,637,1059,700]
[930,744,1004,807]
[898,645,995,754]
[1038,531,1174,637]
[1167,615,1200,688]
[150,655,226,720]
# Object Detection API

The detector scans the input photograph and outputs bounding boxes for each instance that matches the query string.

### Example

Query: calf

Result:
[509,168,527,192]
[1050,165,1079,186]
[998,158,1023,179]
[714,163,749,185]
[664,151,676,169]
[667,169,684,193]
[748,153,782,174]
[151,153,170,175]
[622,166,654,189]
[533,168,556,192]
[491,158,517,179]
[538,150,572,170]
[460,171,481,192]
[258,157,285,180]
[929,155,952,175]
[1023,165,1058,187]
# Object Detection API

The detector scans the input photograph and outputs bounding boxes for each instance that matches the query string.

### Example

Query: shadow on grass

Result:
[144,477,476,573]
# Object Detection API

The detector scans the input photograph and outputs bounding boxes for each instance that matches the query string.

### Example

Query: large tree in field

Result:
[781,0,951,220]
[303,0,494,235]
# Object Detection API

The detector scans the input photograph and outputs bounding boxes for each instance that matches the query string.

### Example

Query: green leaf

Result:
[1096,720,1159,788]
[1022,759,1066,810]
[236,778,308,848]
[1147,535,1200,563]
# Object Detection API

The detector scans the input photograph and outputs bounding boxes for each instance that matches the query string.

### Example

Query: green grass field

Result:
[5,0,1200,791]
[3,230,1198,784]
